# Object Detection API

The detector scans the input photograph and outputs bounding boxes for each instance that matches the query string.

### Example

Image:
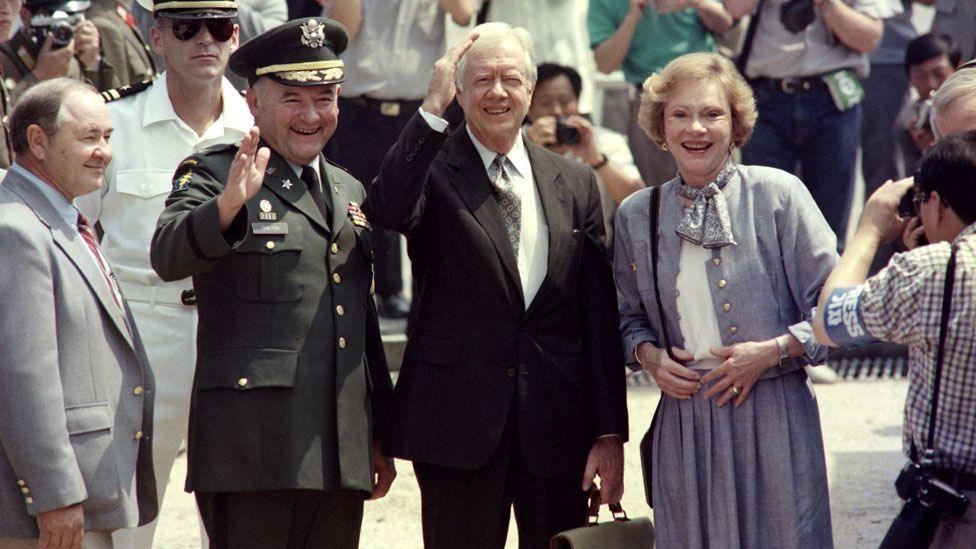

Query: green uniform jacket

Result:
[0,31,119,104]
[150,143,393,495]
[89,0,157,87]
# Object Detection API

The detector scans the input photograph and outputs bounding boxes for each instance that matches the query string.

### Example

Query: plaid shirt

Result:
[856,223,976,472]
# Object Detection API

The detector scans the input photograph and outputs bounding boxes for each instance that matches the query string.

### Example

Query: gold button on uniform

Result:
[338,337,347,349]
[730,326,738,335]
[133,386,144,395]
[712,258,721,266]
[25,497,33,505]
[20,487,29,494]
[330,243,339,255]
[718,279,727,288]
[336,305,344,316]
[630,263,637,272]
[237,377,248,388]
[134,431,143,440]
[332,272,341,284]
[723,303,731,312]
[265,241,275,250]
[17,480,25,487]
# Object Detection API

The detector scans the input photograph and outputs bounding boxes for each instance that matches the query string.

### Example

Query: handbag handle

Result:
[585,489,629,526]
[648,187,686,365]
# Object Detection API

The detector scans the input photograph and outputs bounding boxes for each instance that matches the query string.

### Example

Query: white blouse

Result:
[675,238,725,370]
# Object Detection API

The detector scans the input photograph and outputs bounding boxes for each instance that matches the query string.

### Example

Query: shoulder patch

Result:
[101,79,154,103]
[173,158,198,191]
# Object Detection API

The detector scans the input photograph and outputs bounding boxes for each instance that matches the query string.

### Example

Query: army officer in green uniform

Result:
[149,17,395,548]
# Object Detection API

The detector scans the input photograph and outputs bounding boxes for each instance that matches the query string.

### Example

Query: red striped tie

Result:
[76,212,124,312]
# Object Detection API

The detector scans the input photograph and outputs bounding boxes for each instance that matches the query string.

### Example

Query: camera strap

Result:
[648,186,685,365]
[735,0,765,75]
[923,246,958,457]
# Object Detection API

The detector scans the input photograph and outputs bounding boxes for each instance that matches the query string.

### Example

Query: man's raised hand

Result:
[217,126,270,232]
[421,32,479,117]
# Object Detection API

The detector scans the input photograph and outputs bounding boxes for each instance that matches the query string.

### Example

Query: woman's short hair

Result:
[9,78,96,155]
[637,52,757,149]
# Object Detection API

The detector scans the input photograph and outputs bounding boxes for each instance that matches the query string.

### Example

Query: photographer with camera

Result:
[0,0,117,102]
[524,63,644,248]
[813,131,976,548]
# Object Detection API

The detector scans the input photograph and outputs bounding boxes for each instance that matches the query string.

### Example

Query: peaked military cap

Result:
[135,0,237,19]
[229,17,347,87]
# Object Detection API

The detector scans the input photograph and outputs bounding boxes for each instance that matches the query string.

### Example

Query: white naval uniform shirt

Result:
[76,74,253,304]
[419,107,550,307]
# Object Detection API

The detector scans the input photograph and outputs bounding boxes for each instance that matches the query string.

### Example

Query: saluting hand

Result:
[420,31,479,118]
[217,126,271,232]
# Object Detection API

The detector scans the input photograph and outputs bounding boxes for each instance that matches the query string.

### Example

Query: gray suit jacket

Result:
[0,169,157,539]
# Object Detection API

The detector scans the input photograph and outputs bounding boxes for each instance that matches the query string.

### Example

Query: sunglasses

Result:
[165,18,235,42]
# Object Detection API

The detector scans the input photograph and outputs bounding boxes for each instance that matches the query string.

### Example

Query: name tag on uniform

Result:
[252,222,289,235]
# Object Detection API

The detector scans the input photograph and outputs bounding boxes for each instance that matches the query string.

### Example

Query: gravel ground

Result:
[151,377,908,548]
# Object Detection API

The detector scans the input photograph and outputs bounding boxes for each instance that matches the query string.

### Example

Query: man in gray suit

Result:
[0,78,157,548]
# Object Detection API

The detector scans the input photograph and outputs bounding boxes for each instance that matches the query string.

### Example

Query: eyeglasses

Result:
[164,18,235,42]
[911,189,929,215]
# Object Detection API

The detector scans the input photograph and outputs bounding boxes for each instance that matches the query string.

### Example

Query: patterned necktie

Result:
[302,165,332,226]
[490,154,521,257]
[77,213,129,332]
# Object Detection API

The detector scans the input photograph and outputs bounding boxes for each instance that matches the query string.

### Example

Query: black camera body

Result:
[880,462,970,548]
[27,0,90,50]
[555,117,580,146]
[780,0,816,34]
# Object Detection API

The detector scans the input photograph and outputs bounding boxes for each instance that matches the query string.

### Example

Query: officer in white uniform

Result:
[75,0,252,546]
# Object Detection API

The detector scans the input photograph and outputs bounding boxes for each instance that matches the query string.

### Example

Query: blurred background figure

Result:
[927,0,976,61]
[524,62,643,250]
[89,0,157,86]
[327,0,474,319]
[589,0,733,187]
[899,32,961,173]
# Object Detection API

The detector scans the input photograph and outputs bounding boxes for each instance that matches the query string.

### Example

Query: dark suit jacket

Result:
[364,113,627,480]
[150,145,393,495]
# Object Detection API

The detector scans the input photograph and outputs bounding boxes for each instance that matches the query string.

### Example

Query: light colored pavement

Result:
[151,376,907,548]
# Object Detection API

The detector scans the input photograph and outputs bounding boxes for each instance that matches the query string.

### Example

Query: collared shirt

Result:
[854,223,976,472]
[76,74,253,304]
[12,163,123,305]
[331,0,445,100]
[465,126,550,307]
[746,0,903,79]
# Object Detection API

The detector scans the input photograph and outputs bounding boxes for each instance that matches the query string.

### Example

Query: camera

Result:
[780,0,816,34]
[897,190,917,219]
[26,0,90,50]
[555,117,580,146]
[879,461,970,548]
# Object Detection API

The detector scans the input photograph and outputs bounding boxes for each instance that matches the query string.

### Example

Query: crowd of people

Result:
[0,1,974,548]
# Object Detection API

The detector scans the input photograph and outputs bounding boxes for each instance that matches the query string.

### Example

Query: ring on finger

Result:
[730,386,742,396]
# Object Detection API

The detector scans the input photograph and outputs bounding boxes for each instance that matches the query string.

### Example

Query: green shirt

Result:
[588,0,715,84]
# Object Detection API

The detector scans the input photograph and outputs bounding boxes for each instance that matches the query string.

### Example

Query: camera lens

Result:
[50,23,74,48]
[555,118,580,146]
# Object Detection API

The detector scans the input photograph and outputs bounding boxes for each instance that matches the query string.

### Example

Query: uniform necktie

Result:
[77,213,129,333]
[302,165,332,226]
[490,154,521,257]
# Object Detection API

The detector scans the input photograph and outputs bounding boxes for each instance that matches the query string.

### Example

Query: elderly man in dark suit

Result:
[363,22,628,549]
[0,78,157,548]
[150,18,394,548]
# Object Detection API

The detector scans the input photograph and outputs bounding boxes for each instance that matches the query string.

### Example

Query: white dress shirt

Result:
[76,74,253,305]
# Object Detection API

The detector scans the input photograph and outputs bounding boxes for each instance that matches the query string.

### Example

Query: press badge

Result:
[251,222,289,235]
[822,286,877,346]
[822,69,865,112]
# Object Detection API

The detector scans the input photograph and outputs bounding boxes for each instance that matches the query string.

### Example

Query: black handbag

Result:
[639,186,684,508]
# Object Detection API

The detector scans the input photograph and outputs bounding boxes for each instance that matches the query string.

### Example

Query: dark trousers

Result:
[741,83,861,249]
[196,489,364,549]
[413,404,589,549]
[327,97,417,299]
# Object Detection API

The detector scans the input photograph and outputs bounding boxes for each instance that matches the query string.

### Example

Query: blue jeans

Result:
[741,83,860,248]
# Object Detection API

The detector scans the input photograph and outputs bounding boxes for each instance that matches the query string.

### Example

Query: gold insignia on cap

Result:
[300,19,326,48]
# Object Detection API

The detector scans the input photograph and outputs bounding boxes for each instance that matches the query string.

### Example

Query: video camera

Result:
[24,0,91,50]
